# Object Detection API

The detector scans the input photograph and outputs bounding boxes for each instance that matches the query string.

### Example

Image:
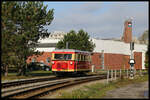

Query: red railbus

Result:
[51,49,92,75]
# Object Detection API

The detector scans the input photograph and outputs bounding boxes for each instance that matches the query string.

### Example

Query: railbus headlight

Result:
[52,61,55,64]
[70,61,73,65]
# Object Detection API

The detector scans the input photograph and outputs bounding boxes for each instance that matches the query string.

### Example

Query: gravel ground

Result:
[103,81,149,99]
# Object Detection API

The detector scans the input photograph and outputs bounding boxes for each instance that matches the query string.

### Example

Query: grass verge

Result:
[1,70,53,81]
[57,74,148,99]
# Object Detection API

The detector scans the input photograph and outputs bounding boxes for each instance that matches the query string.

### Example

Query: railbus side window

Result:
[87,55,90,61]
[84,55,86,61]
[78,54,81,61]
[86,55,89,61]
[85,55,88,61]
[75,54,78,61]
[82,55,84,61]
[81,54,85,61]
[80,55,82,61]
[80,54,82,61]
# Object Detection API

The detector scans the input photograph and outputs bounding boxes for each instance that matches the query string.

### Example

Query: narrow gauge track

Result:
[2,75,107,99]
[2,76,61,88]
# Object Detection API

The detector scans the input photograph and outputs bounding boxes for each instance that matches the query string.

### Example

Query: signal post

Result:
[129,42,135,79]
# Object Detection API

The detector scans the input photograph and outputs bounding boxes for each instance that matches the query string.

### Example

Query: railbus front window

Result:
[64,54,72,60]
[54,54,72,60]
[54,54,64,60]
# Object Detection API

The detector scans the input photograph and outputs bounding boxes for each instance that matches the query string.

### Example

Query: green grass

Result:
[58,74,148,99]
[28,70,53,76]
[1,70,53,81]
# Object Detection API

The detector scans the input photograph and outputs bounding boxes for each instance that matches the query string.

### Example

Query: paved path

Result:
[103,81,149,99]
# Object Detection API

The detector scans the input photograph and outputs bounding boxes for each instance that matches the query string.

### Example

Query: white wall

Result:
[92,39,129,55]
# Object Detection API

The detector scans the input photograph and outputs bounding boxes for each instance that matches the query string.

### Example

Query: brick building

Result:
[91,52,142,70]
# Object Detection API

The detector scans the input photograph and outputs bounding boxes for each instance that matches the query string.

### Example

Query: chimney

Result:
[123,18,132,43]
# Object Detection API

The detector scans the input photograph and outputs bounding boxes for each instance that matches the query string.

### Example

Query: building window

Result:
[32,57,36,62]
[40,60,44,63]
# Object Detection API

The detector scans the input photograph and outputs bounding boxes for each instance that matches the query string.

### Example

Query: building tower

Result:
[123,18,132,43]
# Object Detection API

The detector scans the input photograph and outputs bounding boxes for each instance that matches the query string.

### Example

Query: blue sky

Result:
[43,1,148,39]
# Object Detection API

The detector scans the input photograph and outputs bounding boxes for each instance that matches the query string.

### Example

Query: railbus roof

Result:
[52,49,91,54]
